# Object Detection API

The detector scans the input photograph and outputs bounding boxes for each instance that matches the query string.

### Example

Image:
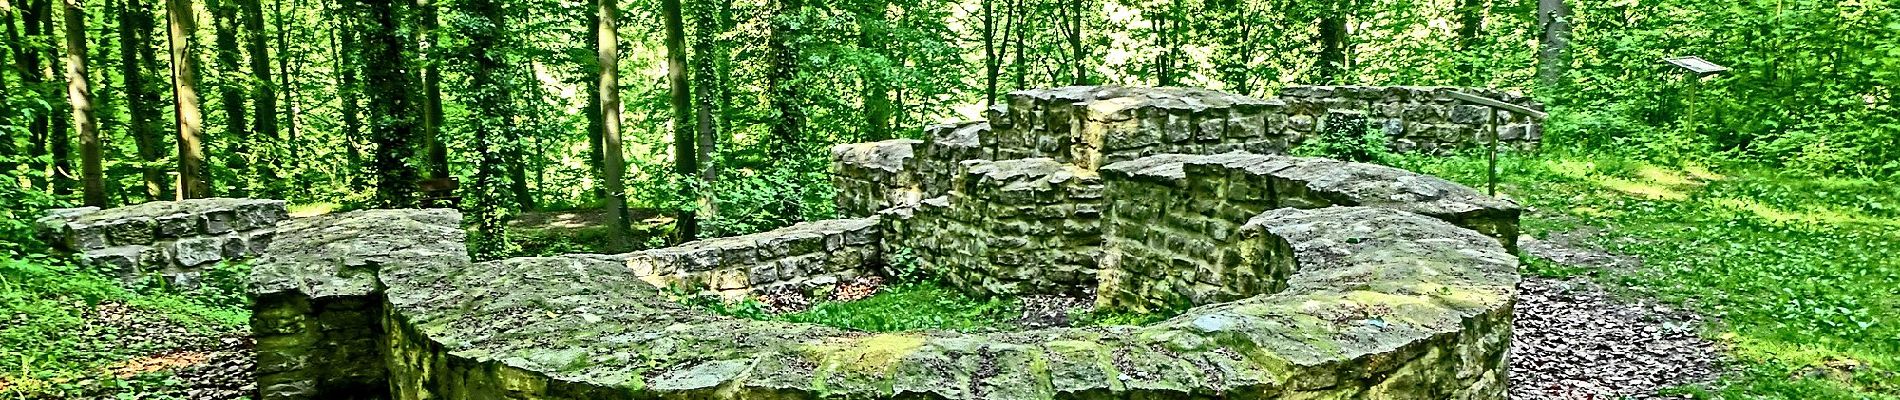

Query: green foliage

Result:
[1396,150,1900,398]
[1291,119,1400,164]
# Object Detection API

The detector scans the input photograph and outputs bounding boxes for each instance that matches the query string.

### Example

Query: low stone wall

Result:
[248,209,467,400]
[1102,153,1521,253]
[36,198,288,287]
[590,217,882,299]
[831,85,1541,219]
[891,158,1104,296]
[1277,85,1543,152]
[252,206,1515,400]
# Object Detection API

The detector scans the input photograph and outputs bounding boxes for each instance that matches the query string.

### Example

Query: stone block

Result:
[172,236,225,267]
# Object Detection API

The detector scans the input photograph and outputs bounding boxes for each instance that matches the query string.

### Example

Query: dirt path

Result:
[1509,233,1725,399]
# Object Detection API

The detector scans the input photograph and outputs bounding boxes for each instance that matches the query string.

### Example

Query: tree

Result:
[857,0,891,141]
[766,0,805,222]
[0,0,20,177]
[119,0,166,200]
[457,0,516,256]
[1315,0,1347,82]
[688,0,724,234]
[358,0,420,207]
[167,0,210,199]
[21,0,53,191]
[661,0,697,241]
[1536,0,1570,88]
[62,0,102,206]
[211,0,247,194]
[1454,0,1485,79]
[417,0,446,179]
[241,0,279,184]
[596,0,631,246]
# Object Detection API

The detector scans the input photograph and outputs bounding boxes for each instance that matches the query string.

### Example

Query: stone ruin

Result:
[232,85,1530,399]
[35,198,288,288]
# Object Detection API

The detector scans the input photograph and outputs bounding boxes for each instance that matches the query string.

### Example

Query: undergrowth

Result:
[1392,149,1900,399]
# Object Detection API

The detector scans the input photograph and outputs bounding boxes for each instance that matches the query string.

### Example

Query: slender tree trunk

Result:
[689,0,722,234]
[767,0,805,222]
[332,0,364,190]
[359,0,419,207]
[417,0,446,178]
[120,0,165,200]
[1068,0,1085,85]
[241,0,279,187]
[211,0,247,194]
[1536,0,1570,88]
[23,0,57,192]
[62,0,101,206]
[858,8,890,141]
[1316,1,1346,82]
[274,0,294,160]
[168,0,210,198]
[980,0,996,107]
[597,0,632,245]
[661,0,696,241]
[40,0,69,197]
[1,0,22,177]
[583,1,604,200]
[1455,0,1484,80]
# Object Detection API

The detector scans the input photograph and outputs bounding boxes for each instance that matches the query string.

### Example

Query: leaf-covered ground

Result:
[1395,150,1900,399]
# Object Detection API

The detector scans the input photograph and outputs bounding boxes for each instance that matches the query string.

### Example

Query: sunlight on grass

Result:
[287,202,338,218]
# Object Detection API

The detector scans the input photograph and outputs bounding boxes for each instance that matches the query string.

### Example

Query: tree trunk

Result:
[1,0,22,178]
[690,0,726,232]
[211,0,247,195]
[1536,0,1570,88]
[980,0,996,107]
[417,0,446,178]
[360,0,419,207]
[168,0,210,198]
[662,0,696,241]
[1316,2,1346,82]
[1068,0,1084,85]
[63,0,101,206]
[767,0,805,222]
[333,1,365,190]
[1454,0,1484,80]
[120,0,165,200]
[459,0,515,255]
[859,13,890,141]
[597,0,632,246]
[274,0,294,160]
[583,1,604,200]
[241,0,279,184]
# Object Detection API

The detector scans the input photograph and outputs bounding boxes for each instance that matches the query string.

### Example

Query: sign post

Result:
[1662,56,1730,135]
[1447,91,1548,197]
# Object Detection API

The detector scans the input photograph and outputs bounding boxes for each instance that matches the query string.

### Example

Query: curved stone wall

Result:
[255,206,1514,399]
[253,85,1526,400]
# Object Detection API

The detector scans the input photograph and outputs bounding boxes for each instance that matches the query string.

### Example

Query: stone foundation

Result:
[251,85,1524,400]
[584,217,882,299]
[37,198,288,288]
[1277,85,1542,152]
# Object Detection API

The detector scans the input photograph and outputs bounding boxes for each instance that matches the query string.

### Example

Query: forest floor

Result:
[2,150,1896,399]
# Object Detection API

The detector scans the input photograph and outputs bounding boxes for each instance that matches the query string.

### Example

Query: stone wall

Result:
[248,209,467,400]
[36,198,288,288]
[1277,85,1543,152]
[832,85,1541,218]
[589,217,882,299]
[1096,154,1297,312]
[884,158,1104,296]
[250,206,1516,400]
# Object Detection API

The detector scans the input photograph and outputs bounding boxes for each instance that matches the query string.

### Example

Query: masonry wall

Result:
[880,158,1104,297]
[1277,85,1543,152]
[1096,155,1297,312]
[599,217,882,299]
[36,198,288,288]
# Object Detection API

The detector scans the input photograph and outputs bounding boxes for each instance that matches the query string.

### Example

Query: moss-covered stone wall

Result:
[587,217,882,299]
[1276,85,1542,152]
[251,206,1516,400]
[887,158,1105,296]
[36,198,287,288]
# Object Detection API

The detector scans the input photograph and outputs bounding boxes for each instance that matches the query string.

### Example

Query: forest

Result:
[0,0,1896,396]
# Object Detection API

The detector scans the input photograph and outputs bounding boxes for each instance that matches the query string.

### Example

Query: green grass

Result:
[1391,149,1900,399]
[689,281,1184,333]
[0,256,250,398]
